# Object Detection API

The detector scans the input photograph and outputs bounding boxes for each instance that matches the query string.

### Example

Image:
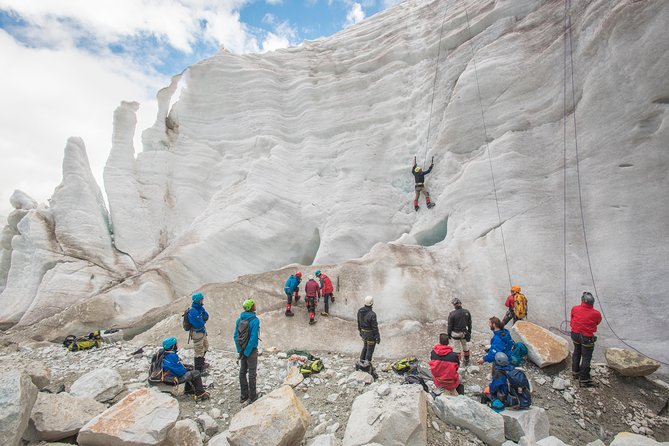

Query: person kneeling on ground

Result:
[482,352,532,411]
[429,333,464,395]
[161,336,210,401]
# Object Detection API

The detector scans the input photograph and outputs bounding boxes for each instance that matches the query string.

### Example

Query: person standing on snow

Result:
[315,270,334,316]
[570,291,602,387]
[429,333,464,395]
[447,298,472,366]
[502,285,527,326]
[357,296,381,365]
[283,271,302,317]
[188,292,209,374]
[304,275,321,325]
[234,299,261,404]
[412,155,435,211]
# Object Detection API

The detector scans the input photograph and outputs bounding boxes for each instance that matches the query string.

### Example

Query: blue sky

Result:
[0,0,400,216]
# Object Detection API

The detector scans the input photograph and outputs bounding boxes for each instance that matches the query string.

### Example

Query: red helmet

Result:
[296,271,302,278]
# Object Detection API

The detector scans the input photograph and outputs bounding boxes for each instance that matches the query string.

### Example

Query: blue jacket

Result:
[234,311,260,357]
[284,275,300,294]
[489,364,514,396]
[483,328,514,363]
[188,302,209,333]
[162,350,187,379]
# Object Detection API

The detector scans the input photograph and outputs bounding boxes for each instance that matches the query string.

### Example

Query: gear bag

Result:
[513,293,528,319]
[299,358,324,376]
[182,308,193,332]
[502,368,532,409]
[63,331,102,352]
[236,316,257,356]
[390,357,418,374]
[510,342,528,367]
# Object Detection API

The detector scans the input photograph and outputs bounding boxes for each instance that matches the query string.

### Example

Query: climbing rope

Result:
[464,6,513,288]
[560,0,668,366]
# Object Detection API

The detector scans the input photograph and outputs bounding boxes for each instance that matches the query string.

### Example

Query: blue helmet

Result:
[192,292,204,303]
[491,398,505,412]
[162,336,177,350]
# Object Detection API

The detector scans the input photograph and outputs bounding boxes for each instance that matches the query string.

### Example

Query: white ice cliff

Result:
[1,0,667,362]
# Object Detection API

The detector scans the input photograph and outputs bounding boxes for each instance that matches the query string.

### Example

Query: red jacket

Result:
[505,294,514,309]
[429,344,460,391]
[570,303,602,337]
[320,274,334,294]
[305,279,321,298]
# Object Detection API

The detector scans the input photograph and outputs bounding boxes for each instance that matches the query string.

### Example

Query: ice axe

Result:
[132,344,148,355]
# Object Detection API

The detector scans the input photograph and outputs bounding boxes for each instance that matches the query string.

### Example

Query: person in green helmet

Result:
[234,299,261,404]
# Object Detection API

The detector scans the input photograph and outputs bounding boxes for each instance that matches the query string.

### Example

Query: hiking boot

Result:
[295,295,301,302]
[285,310,294,317]
[249,392,264,403]
[240,395,249,404]
[321,312,329,317]
[579,380,599,388]
[309,318,317,325]
[464,357,470,367]
[193,391,210,402]
[415,205,420,211]
[572,371,580,379]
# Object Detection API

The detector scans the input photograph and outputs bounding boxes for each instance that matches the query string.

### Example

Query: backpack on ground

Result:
[63,331,102,352]
[503,368,532,409]
[182,308,192,332]
[236,316,257,355]
[148,348,168,385]
[299,358,324,376]
[510,342,528,367]
[390,357,418,374]
[513,293,528,319]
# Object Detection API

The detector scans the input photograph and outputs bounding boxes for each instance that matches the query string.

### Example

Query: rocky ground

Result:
[1,334,667,446]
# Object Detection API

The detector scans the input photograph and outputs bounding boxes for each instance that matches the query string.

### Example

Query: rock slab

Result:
[511,321,568,368]
[308,433,341,446]
[283,366,304,387]
[77,387,179,446]
[70,368,124,402]
[343,383,427,446]
[609,432,668,445]
[434,395,505,446]
[165,419,203,446]
[501,407,550,442]
[605,348,661,377]
[0,371,38,446]
[227,385,310,446]
[28,392,106,441]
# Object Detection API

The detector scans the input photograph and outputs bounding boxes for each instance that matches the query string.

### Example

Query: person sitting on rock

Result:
[570,291,602,387]
[412,155,435,211]
[187,292,209,374]
[161,336,210,401]
[315,269,334,316]
[304,274,321,325]
[283,271,302,317]
[234,299,262,404]
[482,352,532,410]
[357,295,380,376]
[447,298,472,366]
[429,333,464,396]
[502,285,527,327]
[478,316,514,370]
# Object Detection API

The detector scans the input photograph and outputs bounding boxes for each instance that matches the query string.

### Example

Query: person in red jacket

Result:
[315,270,334,316]
[429,333,464,395]
[304,275,321,325]
[570,291,602,387]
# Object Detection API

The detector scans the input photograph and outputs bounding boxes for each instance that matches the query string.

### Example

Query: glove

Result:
[465,333,471,342]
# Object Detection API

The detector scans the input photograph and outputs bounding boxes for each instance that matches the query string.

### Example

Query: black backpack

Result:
[236,316,257,355]
[148,348,168,384]
[182,308,192,332]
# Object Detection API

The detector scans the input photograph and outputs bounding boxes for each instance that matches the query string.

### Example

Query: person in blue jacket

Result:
[234,299,261,404]
[161,336,209,401]
[283,271,302,317]
[478,316,514,370]
[482,352,514,411]
[187,292,209,373]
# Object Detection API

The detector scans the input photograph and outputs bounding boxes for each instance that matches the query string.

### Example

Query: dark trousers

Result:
[360,339,376,362]
[323,294,332,313]
[306,297,317,316]
[178,370,205,395]
[502,309,517,326]
[571,332,596,382]
[285,292,293,305]
[240,348,258,400]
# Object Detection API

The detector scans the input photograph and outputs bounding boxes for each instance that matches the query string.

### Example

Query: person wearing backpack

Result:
[478,316,514,370]
[357,296,380,365]
[234,299,261,404]
[502,285,527,326]
[570,291,602,388]
[304,275,321,325]
[447,298,472,366]
[483,352,531,410]
[160,337,210,401]
[283,271,302,317]
[315,270,334,316]
[429,333,464,395]
[187,292,209,373]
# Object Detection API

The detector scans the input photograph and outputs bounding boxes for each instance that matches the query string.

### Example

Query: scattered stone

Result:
[343,384,427,446]
[327,422,340,434]
[26,392,106,441]
[165,419,203,446]
[535,378,547,386]
[605,348,661,377]
[70,368,124,402]
[210,407,222,419]
[510,321,569,368]
[314,421,328,435]
[77,388,179,446]
[283,366,304,387]
[536,437,571,446]
[277,353,288,359]
[585,440,606,446]
[610,432,666,445]
[501,407,550,443]
[577,419,586,430]
[433,395,505,446]
[467,366,481,374]
[551,378,567,390]
[0,371,38,446]
[227,385,310,446]
[563,392,574,404]
[198,412,219,436]
[209,431,231,446]
[308,433,341,446]
[327,393,339,403]
[375,383,391,397]
[431,421,440,432]
[346,371,374,385]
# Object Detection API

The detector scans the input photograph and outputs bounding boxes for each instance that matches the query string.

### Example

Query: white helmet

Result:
[308,275,314,280]
[364,295,374,306]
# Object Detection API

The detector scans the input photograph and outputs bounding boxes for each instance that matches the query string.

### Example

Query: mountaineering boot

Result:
[579,380,599,388]
[321,312,329,317]
[194,357,209,377]
[426,197,435,209]
[285,303,294,317]
[294,293,300,303]
[192,373,210,401]
[309,317,317,325]
[184,382,195,395]
[464,351,470,367]
[202,352,210,370]
[249,391,264,404]
[414,199,419,212]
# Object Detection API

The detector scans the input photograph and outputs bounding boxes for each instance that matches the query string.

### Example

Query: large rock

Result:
[26,392,106,441]
[77,388,179,446]
[501,407,550,442]
[609,432,668,445]
[0,371,38,446]
[165,419,203,446]
[227,385,310,446]
[536,437,571,446]
[433,395,505,446]
[283,366,304,387]
[605,348,661,377]
[209,431,231,446]
[70,368,124,402]
[308,434,341,446]
[342,383,427,446]
[510,322,569,368]
[26,360,51,390]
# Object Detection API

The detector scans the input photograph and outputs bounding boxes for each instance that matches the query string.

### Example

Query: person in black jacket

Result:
[447,298,472,366]
[357,295,380,365]
[412,156,435,211]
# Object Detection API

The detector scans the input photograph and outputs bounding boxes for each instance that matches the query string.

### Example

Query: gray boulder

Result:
[165,419,203,446]
[609,432,668,445]
[501,407,550,442]
[26,392,106,441]
[433,395,505,446]
[536,437,571,446]
[0,371,38,446]
[308,433,341,446]
[70,368,124,402]
[209,431,231,446]
[605,348,661,377]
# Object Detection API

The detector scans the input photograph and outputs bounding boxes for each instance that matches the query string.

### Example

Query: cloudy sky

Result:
[0,0,400,217]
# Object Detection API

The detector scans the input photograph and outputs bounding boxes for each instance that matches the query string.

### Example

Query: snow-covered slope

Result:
[1,0,668,363]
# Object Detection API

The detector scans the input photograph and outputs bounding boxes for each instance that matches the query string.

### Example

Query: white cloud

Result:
[266,0,283,5]
[261,20,297,52]
[262,13,276,25]
[346,3,365,25]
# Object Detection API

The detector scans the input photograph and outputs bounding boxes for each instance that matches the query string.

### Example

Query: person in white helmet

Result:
[357,296,380,365]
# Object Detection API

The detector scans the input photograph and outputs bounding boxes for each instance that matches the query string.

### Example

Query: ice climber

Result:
[161,336,210,401]
[570,291,602,387]
[304,275,321,325]
[234,299,262,404]
[315,270,334,316]
[283,271,302,317]
[188,292,209,374]
[447,298,472,366]
[478,316,514,371]
[502,285,528,326]
[412,155,435,211]
[357,295,380,375]
[429,333,464,396]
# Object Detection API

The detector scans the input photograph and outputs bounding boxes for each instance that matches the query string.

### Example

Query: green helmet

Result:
[315,270,321,277]
[243,299,255,311]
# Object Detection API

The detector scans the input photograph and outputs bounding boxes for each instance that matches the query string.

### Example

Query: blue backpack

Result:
[503,368,532,409]
[510,341,528,366]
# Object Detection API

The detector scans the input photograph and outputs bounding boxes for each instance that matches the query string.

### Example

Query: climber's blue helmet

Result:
[491,398,505,412]
[192,292,204,303]
[315,270,321,277]
[162,336,177,350]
